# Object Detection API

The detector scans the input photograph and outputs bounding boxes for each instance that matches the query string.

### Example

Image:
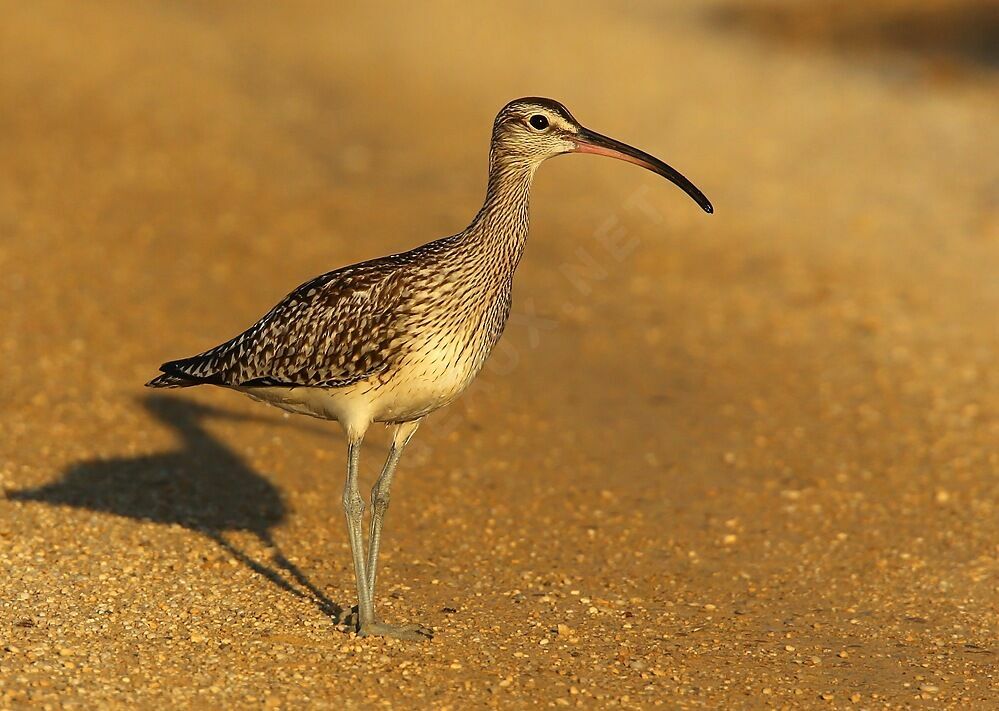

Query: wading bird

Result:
[148,97,712,640]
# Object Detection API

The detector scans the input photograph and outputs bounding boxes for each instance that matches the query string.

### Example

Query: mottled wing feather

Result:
[159,256,412,388]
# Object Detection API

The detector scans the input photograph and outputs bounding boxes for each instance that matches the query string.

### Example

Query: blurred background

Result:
[1,1,997,707]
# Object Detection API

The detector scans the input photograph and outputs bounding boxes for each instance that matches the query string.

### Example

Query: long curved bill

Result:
[574,127,713,214]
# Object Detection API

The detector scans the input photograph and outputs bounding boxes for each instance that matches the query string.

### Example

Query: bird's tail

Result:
[145,372,199,388]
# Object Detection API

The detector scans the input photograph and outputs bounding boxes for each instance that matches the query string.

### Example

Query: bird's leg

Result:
[342,435,375,628]
[366,420,420,602]
[340,424,430,641]
[359,419,432,641]
[367,420,420,603]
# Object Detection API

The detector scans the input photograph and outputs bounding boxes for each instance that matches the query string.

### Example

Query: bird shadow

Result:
[6,394,344,622]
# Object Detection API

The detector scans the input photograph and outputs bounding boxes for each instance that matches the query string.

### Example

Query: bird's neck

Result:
[463,153,536,271]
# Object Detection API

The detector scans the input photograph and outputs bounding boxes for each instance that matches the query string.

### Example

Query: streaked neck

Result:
[465,152,536,270]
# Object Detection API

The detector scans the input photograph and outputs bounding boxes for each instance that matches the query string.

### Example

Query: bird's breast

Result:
[372,295,507,420]
[370,332,481,420]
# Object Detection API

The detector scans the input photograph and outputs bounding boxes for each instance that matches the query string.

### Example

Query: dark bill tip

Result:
[575,128,713,215]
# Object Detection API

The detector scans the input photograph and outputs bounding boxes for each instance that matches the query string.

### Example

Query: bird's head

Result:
[491,97,712,213]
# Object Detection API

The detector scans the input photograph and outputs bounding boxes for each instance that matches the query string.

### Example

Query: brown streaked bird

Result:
[147,97,712,640]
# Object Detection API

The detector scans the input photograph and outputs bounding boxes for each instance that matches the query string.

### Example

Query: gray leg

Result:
[367,419,421,601]
[359,419,431,640]
[342,436,374,627]
[341,423,431,641]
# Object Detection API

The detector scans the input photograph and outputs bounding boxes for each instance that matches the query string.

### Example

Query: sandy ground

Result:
[1,1,998,708]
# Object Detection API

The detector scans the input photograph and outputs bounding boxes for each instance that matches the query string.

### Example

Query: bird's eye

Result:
[529,114,549,131]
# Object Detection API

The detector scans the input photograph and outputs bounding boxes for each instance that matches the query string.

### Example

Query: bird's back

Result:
[149,250,417,389]
[147,234,511,406]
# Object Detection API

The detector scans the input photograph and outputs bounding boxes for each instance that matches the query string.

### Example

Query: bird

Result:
[147,97,712,640]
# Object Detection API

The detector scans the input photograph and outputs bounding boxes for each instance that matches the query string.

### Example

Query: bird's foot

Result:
[358,620,433,641]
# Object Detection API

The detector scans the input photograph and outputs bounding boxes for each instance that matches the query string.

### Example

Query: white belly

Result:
[237,333,484,430]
